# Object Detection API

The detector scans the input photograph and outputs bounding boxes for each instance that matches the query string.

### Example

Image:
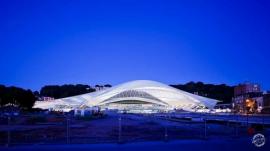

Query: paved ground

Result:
[0,114,257,144]
[0,138,269,151]
[1,113,270,149]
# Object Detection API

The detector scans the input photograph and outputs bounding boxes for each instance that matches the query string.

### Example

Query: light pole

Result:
[7,116,11,147]
[204,114,207,139]
[164,114,168,141]
[66,117,70,144]
[118,115,122,143]
[235,111,239,137]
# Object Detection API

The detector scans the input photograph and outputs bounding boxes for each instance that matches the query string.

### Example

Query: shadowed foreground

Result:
[0,138,269,151]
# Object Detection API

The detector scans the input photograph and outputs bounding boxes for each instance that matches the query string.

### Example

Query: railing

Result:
[0,113,269,147]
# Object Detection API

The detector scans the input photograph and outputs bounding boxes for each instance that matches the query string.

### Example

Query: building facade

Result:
[34,80,218,113]
[232,82,264,113]
[262,93,270,113]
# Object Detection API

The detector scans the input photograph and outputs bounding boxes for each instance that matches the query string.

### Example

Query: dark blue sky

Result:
[1,0,270,91]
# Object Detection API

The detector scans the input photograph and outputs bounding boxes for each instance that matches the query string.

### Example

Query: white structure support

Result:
[34,80,218,113]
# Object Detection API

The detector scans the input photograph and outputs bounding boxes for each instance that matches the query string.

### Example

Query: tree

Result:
[0,85,36,109]
[104,84,112,87]
[170,81,234,103]
[40,84,95,99]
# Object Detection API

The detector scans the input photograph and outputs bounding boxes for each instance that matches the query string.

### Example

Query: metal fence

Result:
[0,113,269,146]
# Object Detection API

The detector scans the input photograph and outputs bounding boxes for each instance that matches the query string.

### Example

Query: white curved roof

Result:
[34,80,218,111]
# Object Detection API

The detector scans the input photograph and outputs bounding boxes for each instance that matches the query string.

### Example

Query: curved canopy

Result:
[34,80,218,112]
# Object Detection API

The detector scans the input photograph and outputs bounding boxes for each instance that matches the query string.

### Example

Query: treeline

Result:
[39,84,96,99]
[0,84,110,109]
[0,85,36,109]
[170,82,234,104]
[0,82,234,109]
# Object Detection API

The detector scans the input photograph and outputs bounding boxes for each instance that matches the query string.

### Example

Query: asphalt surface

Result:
[0,138,269,151]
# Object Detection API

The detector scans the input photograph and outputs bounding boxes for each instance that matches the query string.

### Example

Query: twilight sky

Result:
[1,0,270,91]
